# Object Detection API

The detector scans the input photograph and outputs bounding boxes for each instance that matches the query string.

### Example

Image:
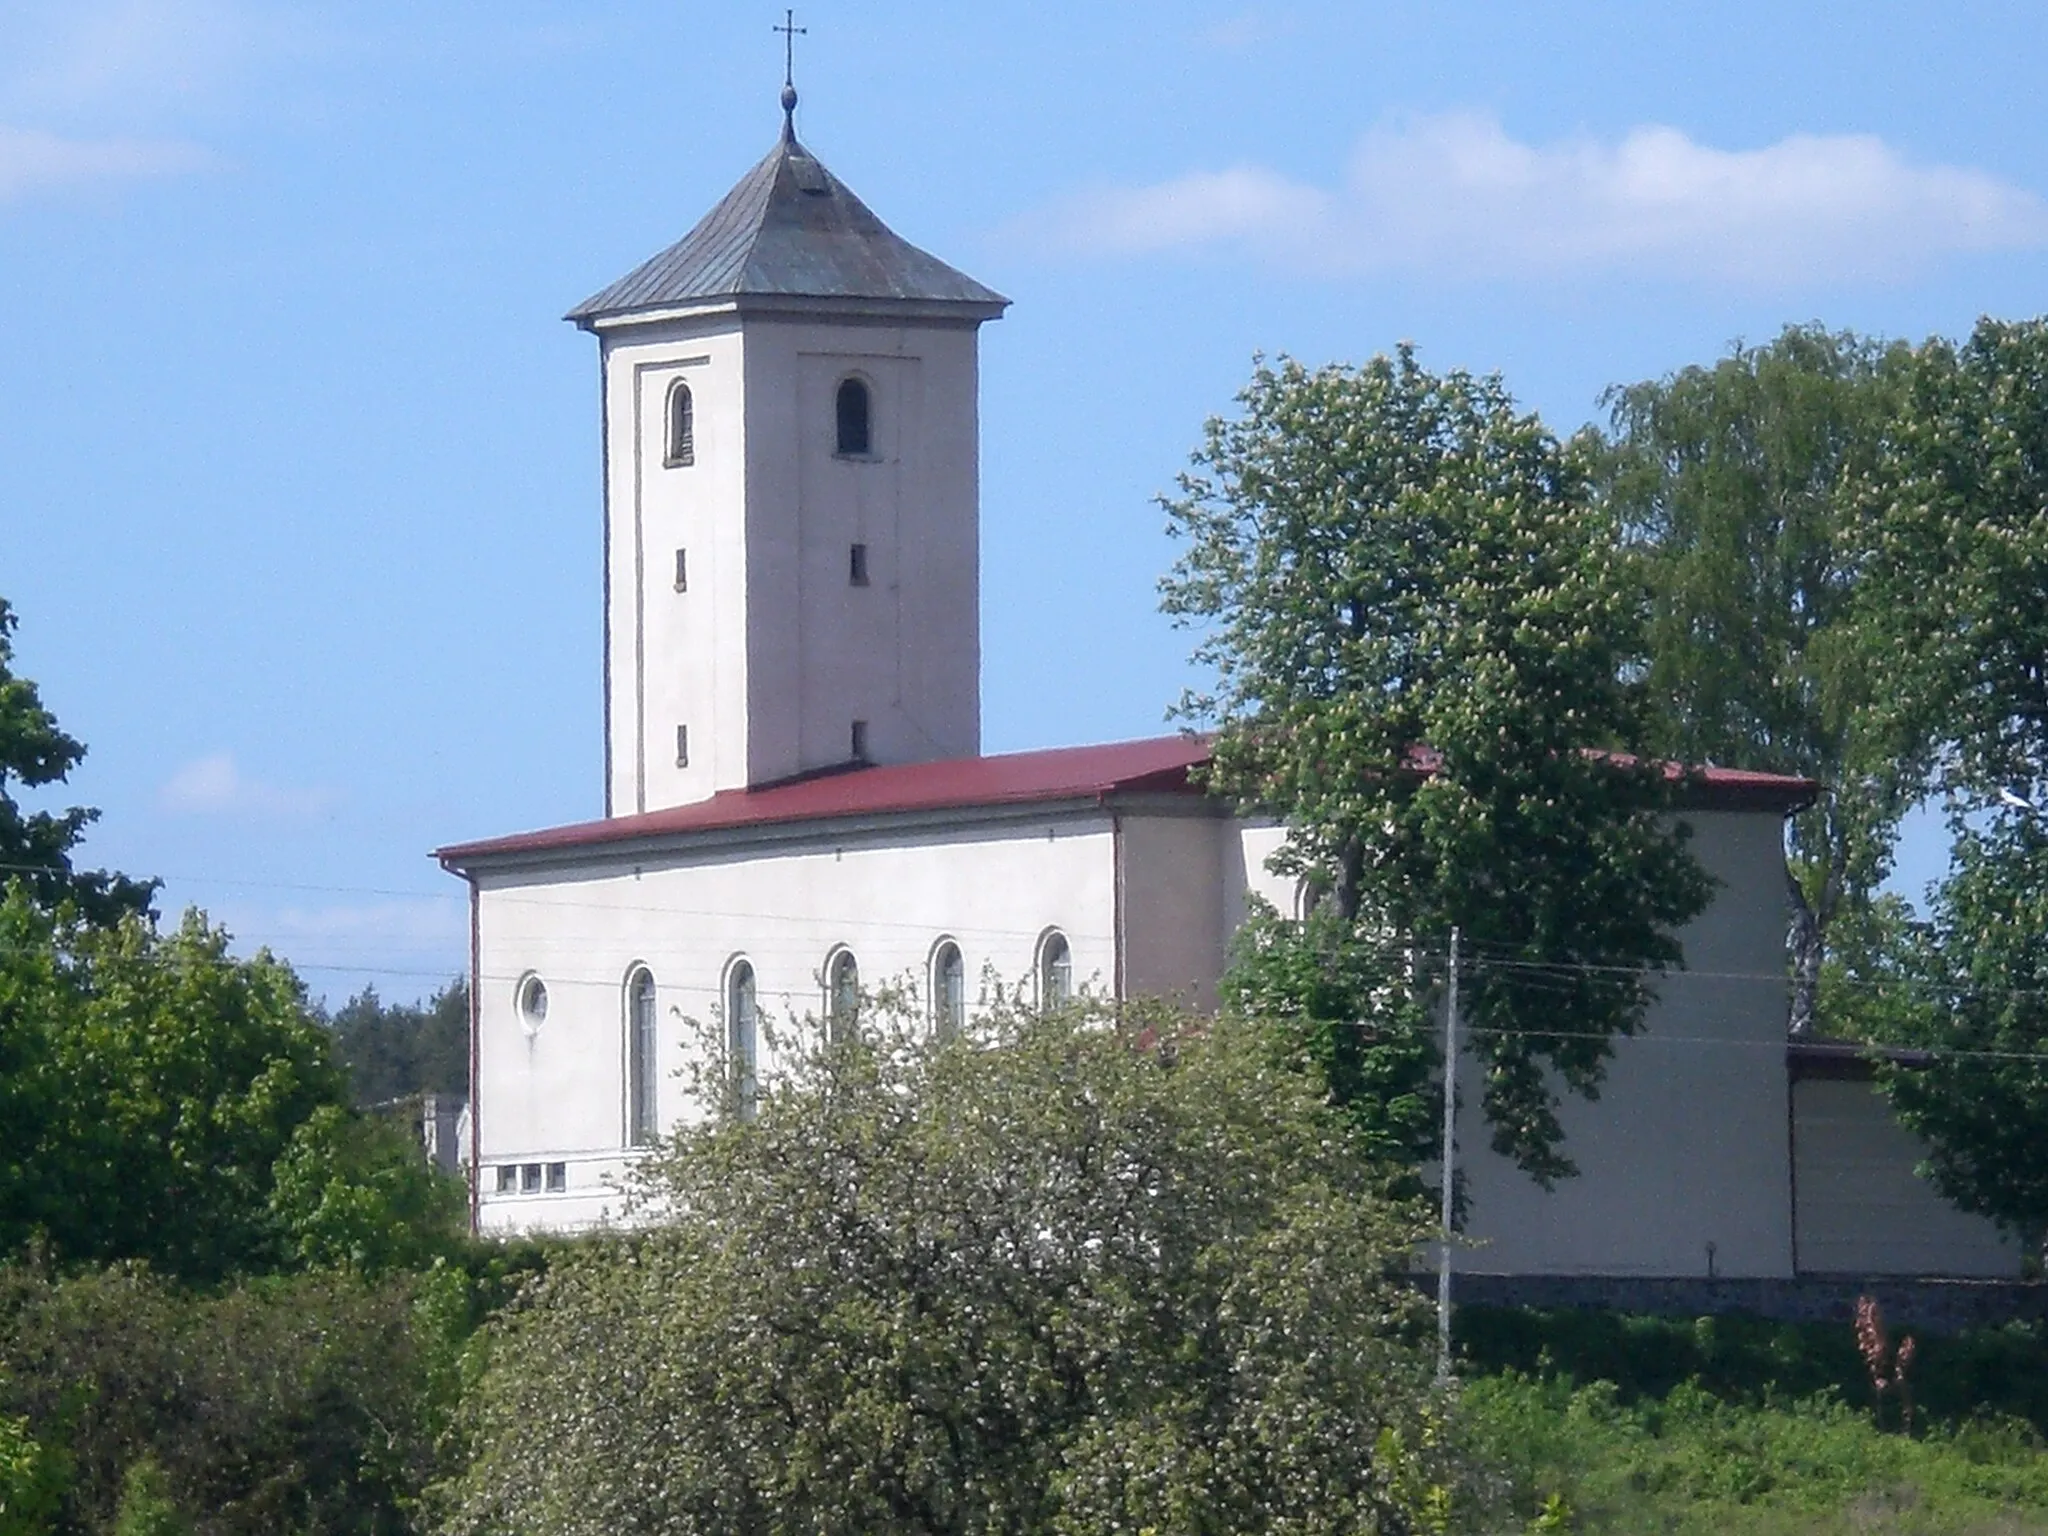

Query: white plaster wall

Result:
[471,810,1114,1235]
[1453,811,1796,1277]
[600,316,750,815]
[741,318,982,787]
[1793,1078,2020,1277]
[1236,822,1295,917]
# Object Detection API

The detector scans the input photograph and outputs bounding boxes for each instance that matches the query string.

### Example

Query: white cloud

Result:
[1033,113,2048,285]
[159,752,331,818]
[0,124,207,200]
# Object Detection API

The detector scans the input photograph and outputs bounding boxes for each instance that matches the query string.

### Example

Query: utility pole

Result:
[1437,926,1459,1381]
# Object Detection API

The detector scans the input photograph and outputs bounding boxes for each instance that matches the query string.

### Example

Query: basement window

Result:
[545,1161,567,1193]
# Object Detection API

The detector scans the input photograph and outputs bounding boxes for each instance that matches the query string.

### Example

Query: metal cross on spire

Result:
[775,9,807,141]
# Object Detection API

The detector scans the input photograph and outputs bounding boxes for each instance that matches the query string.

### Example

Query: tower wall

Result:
[741,316,982,789]
[598,310,982,814]
[599,315,749,816]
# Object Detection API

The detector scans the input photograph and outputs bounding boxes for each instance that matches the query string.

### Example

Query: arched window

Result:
[931,940,965,1039]
[835,377,871,457]
[666,380,695,466]
[727,959,758,1120]
[827,948,860,1040]
[627,967,659,1146]
[1038,931,1072,1011]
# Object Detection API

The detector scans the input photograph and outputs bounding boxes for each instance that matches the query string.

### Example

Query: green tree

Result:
[1161,349,1711,1183]
[0,887,463,1284]
[0,1260,463,1536]
[1853,317,2048,1250]
[267,1104,468,1277]
[1874,820,2048,1260]
[0,598,155,925]
[324,979,470,1107]
[1861,318,2048,810]
[438,1003,1453,1536]
[1601,326,1921,1036]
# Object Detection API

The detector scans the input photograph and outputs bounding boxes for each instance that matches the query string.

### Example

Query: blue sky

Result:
[3,1,2043,1003]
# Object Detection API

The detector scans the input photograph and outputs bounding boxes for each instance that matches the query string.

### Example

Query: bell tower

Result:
[568,87,1007,815]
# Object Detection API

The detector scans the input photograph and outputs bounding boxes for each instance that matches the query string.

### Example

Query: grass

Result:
[1450,1310,2048,1534]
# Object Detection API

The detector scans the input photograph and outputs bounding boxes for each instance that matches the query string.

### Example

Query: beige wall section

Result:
[1115,808,1236,1011]
[741,318,982,788]
[1793,1078,2019,1277]
[1453,811,1796,1276]
[471,810,1113,1234]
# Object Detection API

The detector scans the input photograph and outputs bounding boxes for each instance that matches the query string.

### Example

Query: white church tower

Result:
[567,83,1008,815]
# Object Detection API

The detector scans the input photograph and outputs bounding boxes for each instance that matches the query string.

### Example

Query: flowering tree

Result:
[439,1001,1456,1535]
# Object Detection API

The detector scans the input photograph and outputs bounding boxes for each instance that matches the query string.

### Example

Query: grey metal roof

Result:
[567,129,1008,325]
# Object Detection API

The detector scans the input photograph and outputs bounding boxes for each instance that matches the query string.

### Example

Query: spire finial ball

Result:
[781,82,798,114]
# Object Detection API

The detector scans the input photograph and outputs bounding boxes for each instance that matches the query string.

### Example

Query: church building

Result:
[436,89,2017,1284]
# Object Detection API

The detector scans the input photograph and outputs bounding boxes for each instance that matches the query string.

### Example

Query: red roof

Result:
[435,734,1816,867]
[437,735,1210,865]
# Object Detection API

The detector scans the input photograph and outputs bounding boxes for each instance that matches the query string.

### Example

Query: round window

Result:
[518,974,549,1033]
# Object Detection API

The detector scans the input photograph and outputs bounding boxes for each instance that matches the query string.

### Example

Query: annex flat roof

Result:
[435,734,1817,870]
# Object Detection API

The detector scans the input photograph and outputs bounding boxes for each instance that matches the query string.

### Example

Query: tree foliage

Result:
[1847,317,2048,1245]
[439,1002,1453,1536]
[323,980,470,1108]
[1162,350,1711,1183]
[0,1259,469,1536]
[0,599,155,926]
[1862,818,2048,1257]
[1602,326,1920,1035]
[0,888,462,1283]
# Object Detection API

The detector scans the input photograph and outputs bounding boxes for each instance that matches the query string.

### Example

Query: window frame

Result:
[834,375,874,458]
[626,965,660,1147]
[825,946,860,1041]
[516,973,549,1036]
[725,955,759,1121]
[1037,929,1073,1012]
[930,937,966,1039]
[665,378,696,467]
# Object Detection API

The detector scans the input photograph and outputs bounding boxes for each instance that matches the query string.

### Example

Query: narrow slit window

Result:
[849,542,869,586]
[850,719,869,761]
[835,377,871,456]
[674,547,688,591]
[676,724,689,768]
[667,380,695,466]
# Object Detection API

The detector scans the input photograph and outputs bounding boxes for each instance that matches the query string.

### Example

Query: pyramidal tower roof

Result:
[567,109,1008,327]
